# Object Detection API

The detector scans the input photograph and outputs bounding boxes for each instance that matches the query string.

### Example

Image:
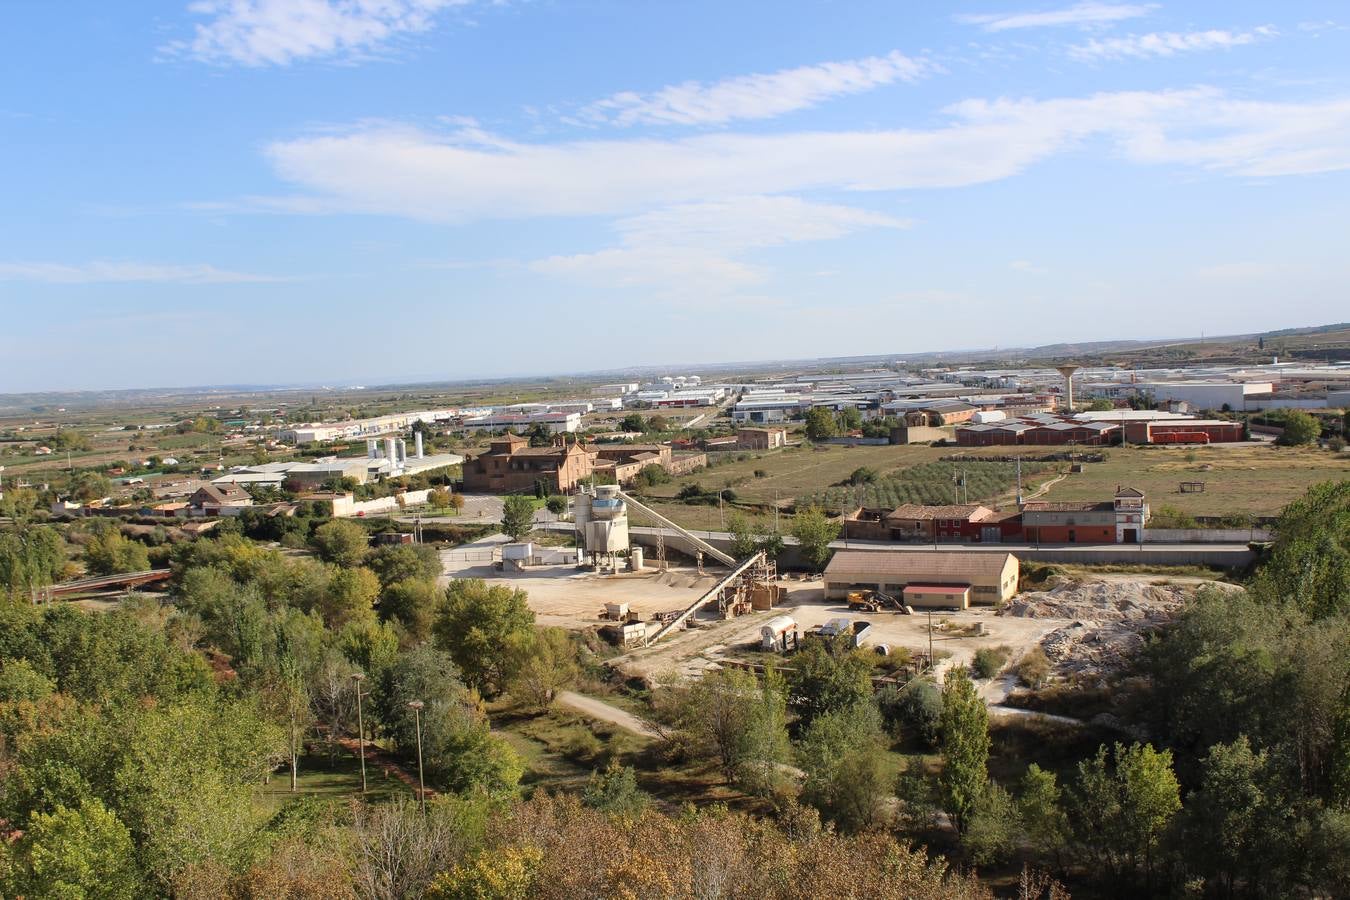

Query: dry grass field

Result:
[1037,443,1350,518]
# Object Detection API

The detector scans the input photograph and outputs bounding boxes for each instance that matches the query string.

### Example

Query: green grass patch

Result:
[256,749,408,813]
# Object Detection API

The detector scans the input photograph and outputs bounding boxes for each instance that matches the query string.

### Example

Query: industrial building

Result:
[736,427,788,450]
[823,550,1020,608]
[1021,487,1149,544]
[458,411,582,433]
[462,435,596,495]
[842,504,1004,543]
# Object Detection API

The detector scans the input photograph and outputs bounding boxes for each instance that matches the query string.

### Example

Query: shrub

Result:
[1016,647,1051,688]
[971,646,1011,679]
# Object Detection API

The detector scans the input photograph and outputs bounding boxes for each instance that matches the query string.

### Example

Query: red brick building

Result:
[462,435,597,494]
[1123,420,1244,444]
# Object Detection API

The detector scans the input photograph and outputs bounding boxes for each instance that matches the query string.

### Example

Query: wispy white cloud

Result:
[1070,26,1276,61]
[580,51,936,127]
[957,2,1154,32]
[163,0,471,67]
[0,261,284,284]
[1010,260,1048,273]
[256,88,1350,226]
[531,196,910,292]
[1195,261,1286,279]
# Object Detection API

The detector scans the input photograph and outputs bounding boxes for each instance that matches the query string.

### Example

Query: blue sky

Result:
[2,1,1349,391]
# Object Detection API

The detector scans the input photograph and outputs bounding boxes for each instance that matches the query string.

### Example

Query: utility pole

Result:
[352,672,367,794]
[927,608,934,675]
[408,700,426,814]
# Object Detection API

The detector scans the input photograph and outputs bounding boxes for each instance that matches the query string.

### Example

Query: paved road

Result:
[556,691,658,738]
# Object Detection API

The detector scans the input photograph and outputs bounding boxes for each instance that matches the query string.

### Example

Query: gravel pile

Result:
[1002,578,1241,678]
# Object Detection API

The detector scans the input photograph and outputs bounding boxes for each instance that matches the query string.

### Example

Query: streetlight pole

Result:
[408,699,426,814]
[352,672,367,794]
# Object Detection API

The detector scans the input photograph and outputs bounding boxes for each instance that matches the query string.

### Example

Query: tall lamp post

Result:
[408,700,426,814]
[351,672,367,794]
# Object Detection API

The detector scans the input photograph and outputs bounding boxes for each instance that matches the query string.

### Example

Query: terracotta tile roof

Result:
[885,504,996,522]
[1021,500,1114,512]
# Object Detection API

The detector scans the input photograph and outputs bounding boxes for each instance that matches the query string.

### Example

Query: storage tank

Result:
[760,615,797,651]
[629,546,644,571]
[585,485,629,554]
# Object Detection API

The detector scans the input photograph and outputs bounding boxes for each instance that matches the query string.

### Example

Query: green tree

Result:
[1276,409,1321,445]
[68,471,112,503]
[620,413,646,433]
[877,678,943,748]
[1019,763,1068,865]
[678,666,791,793]
[309,518,369,567]
[377,646,522,797]
[963,780,1021,866]
[787,636,874,727]
[83,528,151,576]
[4,799,144,899]
[798,700,893,832]
[582,761,649,816]
[939,666,990,832]
[803,407,837,442]
[847,466,877,486]
[837,407,863,431]
[507,627,580,711]
[727,512,758,558]
[790,506,840,572]
[0,526,65,599]
[316,566,381,629]
[1069,742,1181,888]
[501,495,536,541]
[367,543,442,588]
[429,486,452,509]
[545,495,568,515]
[434,578,536,696]
[51,429,91,452]
[1184,736,1289,896]
[380,576,441,642]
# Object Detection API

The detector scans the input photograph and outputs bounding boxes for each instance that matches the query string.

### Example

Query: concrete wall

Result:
[331,489,432,518]
[1144,528,1271,543]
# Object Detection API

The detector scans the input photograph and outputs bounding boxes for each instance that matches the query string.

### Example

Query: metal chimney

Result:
[384,436,396,462]
[414,431,424,459]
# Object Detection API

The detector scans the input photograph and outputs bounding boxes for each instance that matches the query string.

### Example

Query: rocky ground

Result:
[1000,576,1242,679]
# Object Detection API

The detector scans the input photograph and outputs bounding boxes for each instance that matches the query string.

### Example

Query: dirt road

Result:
[556,691,659,738]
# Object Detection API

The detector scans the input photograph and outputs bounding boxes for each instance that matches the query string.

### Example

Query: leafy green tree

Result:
[646,415,670,432]
[1069,742,1181,888]
[433,579,536,697]
[963,781,1021,866]
[1276,409,1321,445]
[366,543,442,588]
[939,666,990,832]
[83,529,150,576]
[847,466,877,486]
[620,413,646,433]
[1184,736,1289,895]
[878,678,943,748]
[727,513,758,558]
[798,700,893,832]
[837,407,863,431]
[582,761,649,816]
[309,518,369,567]
[0,526,65,599]
[678,666,791,793]
[380,576,441,642]
[4,799,144,899]
[377,646,522,797]
[51,429,91,452]
[787,637,874,727]
[500,495,536,541]
[1019,763,1068,865]
[803,407,837,442]
[545,495,568,515]
[429,486,452,509]
[315,566,381,629]
[507,627,579,711]
[790,506,840,572]
[69,471,112,503]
